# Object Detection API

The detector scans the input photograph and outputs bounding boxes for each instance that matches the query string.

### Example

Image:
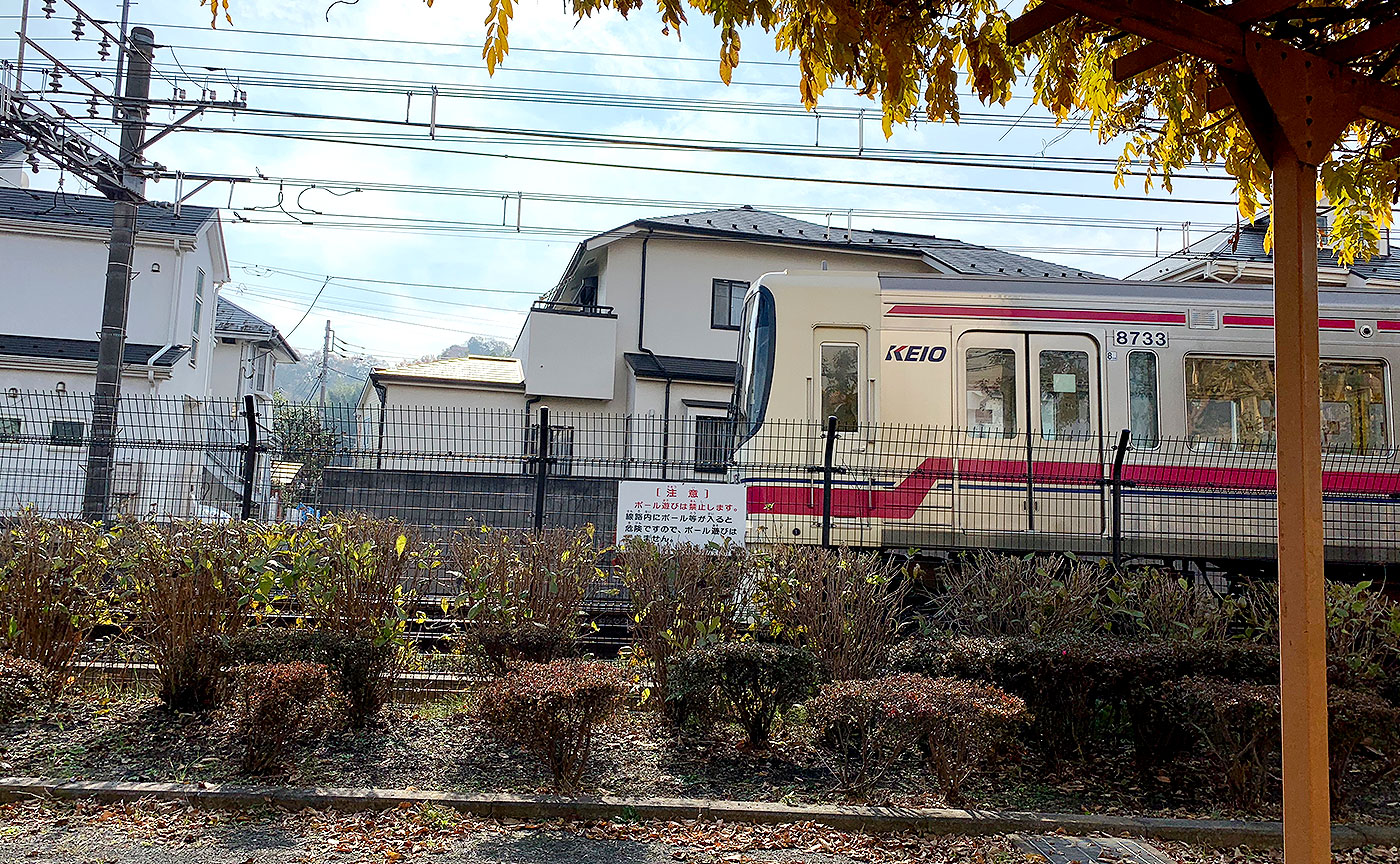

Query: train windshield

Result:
[732,285,776,446]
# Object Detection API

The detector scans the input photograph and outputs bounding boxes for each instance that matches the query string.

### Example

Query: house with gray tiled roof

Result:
[1131,212,1400,288]
[0,174,294,520]
[376,205,1095,476]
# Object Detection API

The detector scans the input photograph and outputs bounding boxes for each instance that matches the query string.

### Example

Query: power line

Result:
[236,262,546,296]
[235,289,520,339]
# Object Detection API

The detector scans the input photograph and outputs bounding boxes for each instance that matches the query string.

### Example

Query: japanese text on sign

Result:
[616,480,747,547]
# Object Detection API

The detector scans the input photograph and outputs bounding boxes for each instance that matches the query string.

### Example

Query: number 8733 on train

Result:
[728,270,1400,569]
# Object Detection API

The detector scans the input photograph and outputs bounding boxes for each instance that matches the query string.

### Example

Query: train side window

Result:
[819,343,860,432]
[1128,351,1160,448]
[1185,356,1276,451]
[1321,360,1389,454]
[1038,349,1091,440]
[965,347,1018,438]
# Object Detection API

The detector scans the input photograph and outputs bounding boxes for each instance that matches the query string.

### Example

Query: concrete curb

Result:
[2,777,1397,850]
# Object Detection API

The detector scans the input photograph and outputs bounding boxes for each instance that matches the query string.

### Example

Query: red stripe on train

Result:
[746,459,1400,518]
[885,305,1186,325]
[1222,314,1357,330]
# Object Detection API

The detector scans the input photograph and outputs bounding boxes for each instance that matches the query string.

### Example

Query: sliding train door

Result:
[1028,334,1105,536]
[955,332,1031,537]
[811,325,873,546]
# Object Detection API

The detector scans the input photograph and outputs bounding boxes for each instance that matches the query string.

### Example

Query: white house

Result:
[0,147,296,519]
[361,206,1100,477]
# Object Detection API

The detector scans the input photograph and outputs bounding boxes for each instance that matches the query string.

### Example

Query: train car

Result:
[730,270,1400,567]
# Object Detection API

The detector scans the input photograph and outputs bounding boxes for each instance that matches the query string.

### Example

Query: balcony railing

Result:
[531,299,617,317]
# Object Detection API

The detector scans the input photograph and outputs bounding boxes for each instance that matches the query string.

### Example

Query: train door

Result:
[955,332,1031,537]
[1028,334,1106,535]
[812,326,872,546]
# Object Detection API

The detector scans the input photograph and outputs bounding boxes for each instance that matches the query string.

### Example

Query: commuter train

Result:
[729,271,1400,567]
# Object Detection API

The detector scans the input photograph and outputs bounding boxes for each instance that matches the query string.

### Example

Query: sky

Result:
[5,0,1247,365]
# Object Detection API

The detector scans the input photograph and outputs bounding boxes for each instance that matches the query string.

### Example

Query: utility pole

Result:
[81,26,154,523]
[318,320,332,410]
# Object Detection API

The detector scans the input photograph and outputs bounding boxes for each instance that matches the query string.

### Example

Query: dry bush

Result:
[0,652,52,721]
[232,661,329,774]
[753,546,907,680]
[1158,677,1281,808]
[449,525,602,670]
[477,659,627,791]
[668,641,821,747]
[117,521,259,711]
[618,540,745,702]
[0,512,107,687]
[930,551,1113,638]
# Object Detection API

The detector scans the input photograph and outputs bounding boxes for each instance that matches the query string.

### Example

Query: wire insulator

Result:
[41,0,55,18]
[72,17,85,39]
[98,36,111,60]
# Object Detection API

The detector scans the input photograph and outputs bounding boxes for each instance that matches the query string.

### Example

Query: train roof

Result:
[875,272,1399,312]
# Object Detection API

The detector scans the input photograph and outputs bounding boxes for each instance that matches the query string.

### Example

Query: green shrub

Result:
[0,512,107,688]
[619,540,745,704]
[669,641,821,747]
[1325,581,1400,698]
[450,526,602,672]
[1157,677,1281,808]
[0,652,51,721]
[232,661,330,774]
[1328,687,1400,809]
[753,546,907,681]
[477,659,627,791]
[929,551,1113,638]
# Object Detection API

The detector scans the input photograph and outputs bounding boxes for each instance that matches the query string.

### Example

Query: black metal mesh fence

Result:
[3,391,1399,564]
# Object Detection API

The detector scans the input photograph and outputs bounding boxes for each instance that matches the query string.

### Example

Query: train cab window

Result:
[820,343,860,432]
[1185,356,1276,450]
[1038,350,1091,440]
[1128,351,1160,448]
[1320,361,1388,454]
[965,348,1017,438]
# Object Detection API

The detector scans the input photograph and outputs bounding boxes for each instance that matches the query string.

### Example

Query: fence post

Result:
[821,414,837,549]
[1111,428,1130,566]
[240,395,258,520]
[533,405,551,532]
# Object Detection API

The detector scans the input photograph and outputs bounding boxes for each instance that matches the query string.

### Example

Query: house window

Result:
[711,279,748,330]
[191,268,206,367]
[1128,351,1160,449]
[524,423,575,477]
[254,352,269,393]
[49,420,85,447]
[694,416,731,473]
[0,417,20,444]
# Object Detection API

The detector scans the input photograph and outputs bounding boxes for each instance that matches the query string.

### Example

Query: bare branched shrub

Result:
[117,521,259,711]
[233,661,329,774]
[0,512,106,688]
[930,551,1115,638]
[449,525,602,670]
[753,546,907,680]
[618,540,744,702]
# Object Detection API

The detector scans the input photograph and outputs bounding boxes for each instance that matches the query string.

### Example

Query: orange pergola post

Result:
[1005,3,1400,861]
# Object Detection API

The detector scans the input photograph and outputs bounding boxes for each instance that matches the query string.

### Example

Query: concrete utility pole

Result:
[81,26,154,523]
[318,319,332,409]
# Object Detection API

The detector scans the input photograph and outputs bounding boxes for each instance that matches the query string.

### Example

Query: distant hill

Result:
[428,337,511,361]
[273,337,511,406]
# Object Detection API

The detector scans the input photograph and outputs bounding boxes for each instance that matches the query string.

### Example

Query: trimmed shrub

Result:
[810,674,1027,802]
[619,540,745,704]
[477,659,627,791]
[1328,687,1400,808]
[451,526,602,672]
[0,513,106,688]
[1158,677,1281,808]
[0,653,51,721]
[228,627,394,726]
[809,675,924,798]
[669,641,821,747]
[753,546,907,681]
[232,661,329,774]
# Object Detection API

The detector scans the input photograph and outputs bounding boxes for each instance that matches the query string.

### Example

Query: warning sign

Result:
[616,480,747,547]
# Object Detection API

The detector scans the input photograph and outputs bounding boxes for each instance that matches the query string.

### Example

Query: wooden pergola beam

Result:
[1323,18,1400,64]
[1113,0,1300,81]
[1005,2,1074,46]
[1038,0,1248,69]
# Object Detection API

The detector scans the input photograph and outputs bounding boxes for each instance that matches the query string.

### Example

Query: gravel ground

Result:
[4,689,1399,825]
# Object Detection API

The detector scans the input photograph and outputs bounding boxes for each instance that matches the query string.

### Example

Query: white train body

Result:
[730,271,1400,563]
